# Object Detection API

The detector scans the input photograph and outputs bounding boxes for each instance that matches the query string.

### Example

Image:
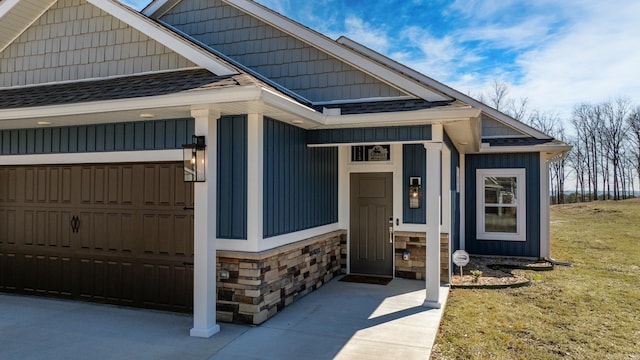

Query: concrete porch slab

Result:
[0,277,448,360]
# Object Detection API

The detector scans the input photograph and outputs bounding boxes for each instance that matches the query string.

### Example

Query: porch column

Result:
[190,108,221,338]
[423,142,442,308]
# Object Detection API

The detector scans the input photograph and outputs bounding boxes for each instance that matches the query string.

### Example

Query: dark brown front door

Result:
[350,172,393,276]
[0,162,194,312]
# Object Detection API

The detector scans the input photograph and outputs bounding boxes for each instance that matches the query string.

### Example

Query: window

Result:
[476,169,526,241]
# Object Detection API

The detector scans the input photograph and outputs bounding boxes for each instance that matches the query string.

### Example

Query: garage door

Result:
[0,162,194,312]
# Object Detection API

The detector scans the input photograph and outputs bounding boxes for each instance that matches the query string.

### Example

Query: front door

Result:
[350,172,393,276]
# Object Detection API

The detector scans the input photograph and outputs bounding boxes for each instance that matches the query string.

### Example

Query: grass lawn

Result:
[431,199,640,359]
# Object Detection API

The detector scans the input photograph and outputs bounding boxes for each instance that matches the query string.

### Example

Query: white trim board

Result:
[0,149,182,165]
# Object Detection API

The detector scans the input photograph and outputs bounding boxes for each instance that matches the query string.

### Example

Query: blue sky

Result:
[122,0,640,120]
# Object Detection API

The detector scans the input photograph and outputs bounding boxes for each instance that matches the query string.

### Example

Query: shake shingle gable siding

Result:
[0,69,245,109]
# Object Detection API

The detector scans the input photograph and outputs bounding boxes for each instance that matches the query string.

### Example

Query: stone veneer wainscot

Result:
[394,232,450,283]
[216,230,346,325]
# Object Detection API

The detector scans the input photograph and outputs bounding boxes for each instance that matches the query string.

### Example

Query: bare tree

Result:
[628,106,640,194]
[488,80,510,112]
[599,98,631,200]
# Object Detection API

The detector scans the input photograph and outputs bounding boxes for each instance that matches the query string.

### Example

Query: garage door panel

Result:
[22,254,36,291]
[81,167,92,204]
[25,168,35,203]
[107,167,120,205]
[60,212,72,247]
[1,162,194,312]
[0,168,7,202]
[158,214,173,255]
[173,265,193,308]
[37,168,47,203]
[156,265,172,306]
[144,166,156,205]
[92,212,106,250]
[49,168,59,202]
[79,259,93,299]
[92,259,107,300]
[94,167,106,205]
[61,167,72,204]
[143,214,158,254]
[122,166,134,206]
[48,211,59,247]
[59,257,73,296]
[159,165,172,206]
[35,210,46,246]
[0,253,18,290]
[121,214,135,253]
[7,210,17,245]
[107,213,121,251]
[174,215,191,256]
[24,210,34,245]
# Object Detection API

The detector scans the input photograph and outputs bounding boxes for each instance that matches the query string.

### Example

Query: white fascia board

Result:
[478,143,573,155]
[260,89,325,125]
[323,108,481,128]
[0,0,57,54]
[0,86,262,120]
[88,0,237,76]
[222,0,450,102]
[338,37,551,140]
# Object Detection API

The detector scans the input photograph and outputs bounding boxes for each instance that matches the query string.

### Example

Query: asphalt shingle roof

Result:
[313,99,454,115]
[0,69,259,110]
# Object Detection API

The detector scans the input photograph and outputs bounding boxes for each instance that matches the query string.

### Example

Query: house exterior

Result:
[0,0,570,337]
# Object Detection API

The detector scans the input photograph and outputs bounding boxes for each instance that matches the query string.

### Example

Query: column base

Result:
[190,324,221,338]
[422,299,442,309]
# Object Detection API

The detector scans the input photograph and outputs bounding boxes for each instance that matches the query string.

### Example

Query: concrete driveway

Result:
[0,277,448,360]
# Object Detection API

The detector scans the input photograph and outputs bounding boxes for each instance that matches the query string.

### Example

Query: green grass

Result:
[431,199,640,360]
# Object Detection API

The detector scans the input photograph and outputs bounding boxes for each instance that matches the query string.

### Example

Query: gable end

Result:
[0,0,201,88]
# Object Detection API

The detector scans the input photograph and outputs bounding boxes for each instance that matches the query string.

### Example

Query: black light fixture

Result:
[182,135,206,182]
[409,176,421,209]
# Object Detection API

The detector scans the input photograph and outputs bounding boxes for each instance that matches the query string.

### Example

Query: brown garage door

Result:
[0,162,194,312]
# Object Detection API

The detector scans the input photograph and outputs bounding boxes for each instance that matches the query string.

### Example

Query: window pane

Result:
[484,176,517,204]
[485,206,518,233]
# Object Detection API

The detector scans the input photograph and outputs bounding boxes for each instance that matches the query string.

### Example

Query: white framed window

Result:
[476,168,526,241]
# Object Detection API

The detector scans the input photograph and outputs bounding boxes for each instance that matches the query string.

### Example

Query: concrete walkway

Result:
[0,277,448,360]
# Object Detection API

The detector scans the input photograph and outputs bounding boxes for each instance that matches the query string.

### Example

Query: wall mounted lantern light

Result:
[182,135,206,182]
[409,176,422,209]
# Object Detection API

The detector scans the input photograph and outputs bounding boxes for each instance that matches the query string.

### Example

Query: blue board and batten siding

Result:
[307,125,431,145]
[402,144,426,224]
[465,152,540,257]
[217,115,248,239]
[263,118,338,238]
[0,119,194,155]
[444,131,460,252]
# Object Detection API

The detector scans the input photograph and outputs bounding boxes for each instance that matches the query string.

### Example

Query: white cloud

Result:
[510,1,640,118]
[343,16,390,53]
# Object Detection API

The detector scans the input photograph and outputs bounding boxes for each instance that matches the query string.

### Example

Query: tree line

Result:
[480,81,640,203]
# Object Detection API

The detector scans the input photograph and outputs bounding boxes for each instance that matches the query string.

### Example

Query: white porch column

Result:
[423,142,442,308]
[247,113,264,252]
[540,155,551,259]
[190,108,221,338]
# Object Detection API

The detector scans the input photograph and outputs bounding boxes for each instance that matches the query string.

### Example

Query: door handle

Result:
[388,226,393,244]
[70,216,80,233]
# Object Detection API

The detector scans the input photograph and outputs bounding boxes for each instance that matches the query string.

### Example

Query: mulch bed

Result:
[450,256,553,289]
